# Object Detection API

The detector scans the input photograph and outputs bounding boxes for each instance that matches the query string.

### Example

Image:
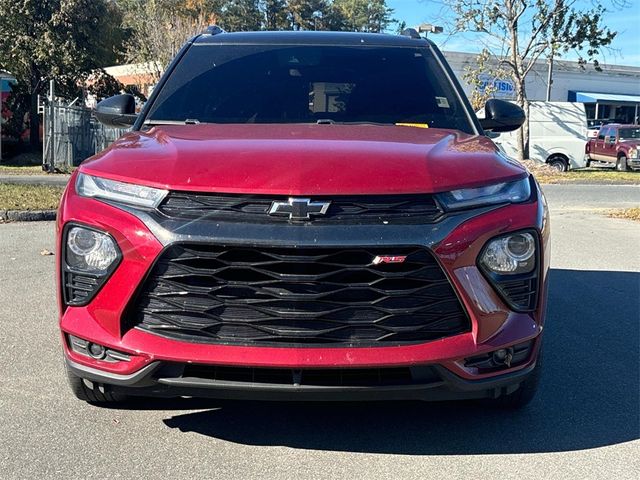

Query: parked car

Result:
[493,101,589,172]
[57,30,549,408]
[585,123,640,171]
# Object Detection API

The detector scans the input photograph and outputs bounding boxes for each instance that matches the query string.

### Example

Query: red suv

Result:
[57,30,549,408]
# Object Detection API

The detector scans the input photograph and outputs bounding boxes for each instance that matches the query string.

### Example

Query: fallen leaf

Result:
[40,249,54,256]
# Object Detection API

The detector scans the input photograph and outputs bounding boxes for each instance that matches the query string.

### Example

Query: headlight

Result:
[480,232,536,274]
[63,225,121,306]
[478,230,540,311]
[437,177,531,210]
[629,149,638,159]
[66,226,119,274]
[76,173,168,208]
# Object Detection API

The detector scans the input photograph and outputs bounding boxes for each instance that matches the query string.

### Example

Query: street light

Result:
[417,23,443,37]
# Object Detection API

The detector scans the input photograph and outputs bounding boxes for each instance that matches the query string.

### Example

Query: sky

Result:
[387,0,640,67]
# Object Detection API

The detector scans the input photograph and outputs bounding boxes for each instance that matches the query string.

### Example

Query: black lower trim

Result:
[65,357,537,402]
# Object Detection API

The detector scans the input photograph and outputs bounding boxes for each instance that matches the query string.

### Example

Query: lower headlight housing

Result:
[478,230,540,311]
[62,224,121,306]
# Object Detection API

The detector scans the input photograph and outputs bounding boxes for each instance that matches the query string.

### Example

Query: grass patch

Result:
[0,165,45,175]
[0,184,64,211]
[609,207,640,222]
[535,169,640,185]
[0,151,45,175]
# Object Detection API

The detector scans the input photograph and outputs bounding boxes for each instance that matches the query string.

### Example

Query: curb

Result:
[0,175,71,187]
[0,210,57,222]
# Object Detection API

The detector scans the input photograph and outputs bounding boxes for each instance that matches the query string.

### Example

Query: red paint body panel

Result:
[58,173,549,382]
[80,125,526,194]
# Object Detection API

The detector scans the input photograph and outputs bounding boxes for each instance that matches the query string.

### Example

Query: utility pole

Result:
[0,77,3,163]
[0,72,6,162]
[546,42,555,102]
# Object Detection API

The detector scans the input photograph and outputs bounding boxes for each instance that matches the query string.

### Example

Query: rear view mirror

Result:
[95,94,137,128]
[480,99,526,133]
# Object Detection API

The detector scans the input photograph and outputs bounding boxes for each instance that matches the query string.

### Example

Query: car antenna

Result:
[204,25,225,35]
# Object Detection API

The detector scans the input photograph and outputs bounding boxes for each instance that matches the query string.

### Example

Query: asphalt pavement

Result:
[0,184,638,479]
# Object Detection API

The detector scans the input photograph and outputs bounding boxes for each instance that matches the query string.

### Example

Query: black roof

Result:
[193,30,431,47]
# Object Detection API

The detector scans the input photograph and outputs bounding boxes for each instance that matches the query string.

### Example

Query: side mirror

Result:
[479,99,526,133]
[95,94,137,128]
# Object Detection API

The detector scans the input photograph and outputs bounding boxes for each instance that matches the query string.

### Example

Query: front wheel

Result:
[616,155,629,172]
[547,157,568,172]
[65,362,127,404]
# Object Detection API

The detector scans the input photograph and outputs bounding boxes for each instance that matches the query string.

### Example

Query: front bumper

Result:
[57,174,550,398]
[65,354,539,402]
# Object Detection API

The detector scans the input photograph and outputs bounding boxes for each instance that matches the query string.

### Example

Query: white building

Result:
[443,51,640,126]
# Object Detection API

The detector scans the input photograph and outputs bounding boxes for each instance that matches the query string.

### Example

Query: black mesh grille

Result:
[158,192,443,224]
[127,244,470,346]
[497,276,538,311]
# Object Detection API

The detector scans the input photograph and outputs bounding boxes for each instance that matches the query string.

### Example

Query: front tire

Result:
[547,156,568,172]
[65,362,127,404]
[616,155,629,172]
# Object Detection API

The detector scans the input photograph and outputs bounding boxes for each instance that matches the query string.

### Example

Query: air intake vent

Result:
[63,271,101,306]
[126,244,470,346]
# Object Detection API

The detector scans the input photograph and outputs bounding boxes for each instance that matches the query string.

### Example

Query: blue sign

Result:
[1,78,15,94]
[478,74,515,99]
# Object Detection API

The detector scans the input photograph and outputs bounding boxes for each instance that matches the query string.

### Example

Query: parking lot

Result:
[0,184,638,479]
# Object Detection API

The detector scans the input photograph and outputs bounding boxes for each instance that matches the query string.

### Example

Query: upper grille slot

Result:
[158,192,443,224]
[126,244,470,347]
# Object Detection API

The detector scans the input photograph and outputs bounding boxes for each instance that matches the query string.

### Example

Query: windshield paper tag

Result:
[395,123,429,128]
[436,97,450,108]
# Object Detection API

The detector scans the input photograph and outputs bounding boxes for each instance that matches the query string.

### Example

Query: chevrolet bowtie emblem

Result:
[268,197,331,221]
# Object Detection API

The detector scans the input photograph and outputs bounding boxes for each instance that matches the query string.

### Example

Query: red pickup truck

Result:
[585,124,640,171]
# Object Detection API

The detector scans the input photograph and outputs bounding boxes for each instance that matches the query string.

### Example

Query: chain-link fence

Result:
[43,102,127,172]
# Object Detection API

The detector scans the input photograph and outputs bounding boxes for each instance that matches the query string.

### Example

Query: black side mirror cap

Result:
[479,99,526,133]
[95,94,137,128]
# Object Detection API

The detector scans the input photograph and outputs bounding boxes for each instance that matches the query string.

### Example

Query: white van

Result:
[493,101,589,171]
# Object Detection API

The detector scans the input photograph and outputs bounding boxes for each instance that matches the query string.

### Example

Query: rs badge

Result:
[372,255,407,265]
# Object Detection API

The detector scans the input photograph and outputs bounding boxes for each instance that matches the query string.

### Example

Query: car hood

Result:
[80,124,527,195]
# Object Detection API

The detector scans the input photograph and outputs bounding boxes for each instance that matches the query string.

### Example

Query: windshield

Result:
[618,128,640,141]
[145,44,474,133]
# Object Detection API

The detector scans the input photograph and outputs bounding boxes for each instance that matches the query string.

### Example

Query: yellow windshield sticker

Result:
[395,123,429,128]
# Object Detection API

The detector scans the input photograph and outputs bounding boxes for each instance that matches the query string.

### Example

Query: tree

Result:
[463,49,509,112]
[118,0,220,82]
[445,0,616,161]
[332,0,394,32]
[119,0,396,78]
[263,0,291,29]
[218,0,263,31]
[0,0,126,148]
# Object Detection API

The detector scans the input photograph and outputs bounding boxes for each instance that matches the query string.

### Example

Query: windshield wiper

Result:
[144,119,201,125]
[316,119,391,126]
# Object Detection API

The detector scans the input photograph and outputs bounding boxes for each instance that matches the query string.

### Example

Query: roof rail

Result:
[400,28,421,40]
[204,25,225,35]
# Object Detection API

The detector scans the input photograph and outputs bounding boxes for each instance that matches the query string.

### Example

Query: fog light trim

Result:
[67,335,131,363]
